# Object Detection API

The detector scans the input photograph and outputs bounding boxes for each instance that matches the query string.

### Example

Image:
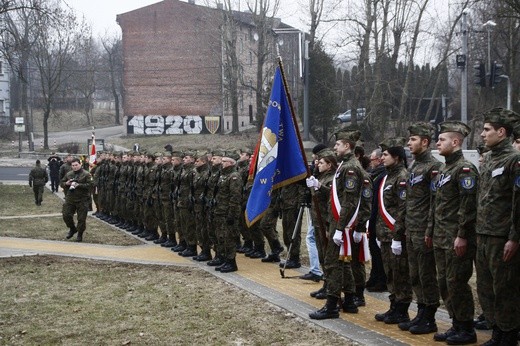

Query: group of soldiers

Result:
[304,107,519,346]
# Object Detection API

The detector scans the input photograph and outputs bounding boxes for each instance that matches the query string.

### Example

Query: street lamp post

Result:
[483,20,496,75]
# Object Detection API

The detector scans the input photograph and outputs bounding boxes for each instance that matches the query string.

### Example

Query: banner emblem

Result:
[204,116,220,134]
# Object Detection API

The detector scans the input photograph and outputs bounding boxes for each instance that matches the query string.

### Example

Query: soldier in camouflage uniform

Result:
[477,108,520,345]
[373,138,413,325]
[192,152,211,261]
[428,121,478,344]
[155,152,174,244]
[131,152,147,236]
[171,151,186,252]
[212,151,242,273]
[29,160,48,206]
[236,148,254,254]
[258,190,285,263]
[115,152,130,228]
[95,152,108,219]
[90,153,101,214]
[176,151,197,257]
[140,153,159,240]
[59,154,73,184]
[151,153,165,242]
[206,149,224,265]
[61,158,93,242]
[400,122,442,334]
[309,129,371,320]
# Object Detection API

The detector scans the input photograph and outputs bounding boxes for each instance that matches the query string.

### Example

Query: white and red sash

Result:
[331,161,362,261]
[378,174,396,231]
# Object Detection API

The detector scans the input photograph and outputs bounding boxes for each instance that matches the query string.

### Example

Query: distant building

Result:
[117,0,303,135]
[0,18,10,126]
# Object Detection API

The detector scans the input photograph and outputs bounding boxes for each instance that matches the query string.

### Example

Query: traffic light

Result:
[473,62,486,87]
[489,61,503,87]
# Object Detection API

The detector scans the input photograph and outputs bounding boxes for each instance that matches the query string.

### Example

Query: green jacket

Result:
[60,168,92,202]
[29,165,48,186]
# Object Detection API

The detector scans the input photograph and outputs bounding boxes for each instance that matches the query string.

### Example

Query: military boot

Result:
[353,286,366,307]
[399,303,425,331]
[207,254,225,267]
[237,240,253,254]
[494,327,518,346]
[342,293,359,313]
[409,305,438,335]
[375,300,395,322]
[279,256,301,269]
[194,248,212,262]
[76,231,83,242]
[153,234,168,244]
[161,237,177,248]
[179,244,197,257]
[384,302,410,324]
[310,281,326,298]
[219,258,238,273]
[261,252,281,262]
[445,320,476,345]
[248,243,266,259]
[480,326,503,346]
[138,230,151,238]
[145,230,159,241]
[171,240,186,252]
[66,225,78,239]
[434,320,460,342]
[309,296,339,320]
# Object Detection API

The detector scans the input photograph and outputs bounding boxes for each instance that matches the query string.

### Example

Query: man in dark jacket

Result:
[47,153,62,192]
[29,160,48,205]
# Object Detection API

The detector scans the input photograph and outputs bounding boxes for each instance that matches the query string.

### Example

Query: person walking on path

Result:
[61,158,93,242]
[29,159,48,206]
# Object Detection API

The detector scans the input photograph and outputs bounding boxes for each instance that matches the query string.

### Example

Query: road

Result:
[36,125,126,148]
[0,167,30,181]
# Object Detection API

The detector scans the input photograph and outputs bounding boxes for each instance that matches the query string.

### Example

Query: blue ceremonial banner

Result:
[245,67,308,227]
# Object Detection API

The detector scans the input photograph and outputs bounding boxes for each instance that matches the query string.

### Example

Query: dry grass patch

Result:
[0,185,141,246]
[0,256,354,345]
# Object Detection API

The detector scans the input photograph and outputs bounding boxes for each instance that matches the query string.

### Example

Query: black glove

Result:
[226,216,234,225]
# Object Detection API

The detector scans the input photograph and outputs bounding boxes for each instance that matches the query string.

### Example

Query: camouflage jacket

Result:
[477,139,520,241]
[177,163,195,208]
[376,162,407,242]
[60,168,93,202]
[29,165,48,186]
[430,150,478,249]
[159,163,174,201]
[213,165,242,218]
[192,164,210,212]
[205,165,221,208]
[280,182,307,210]
[310,169,334,230]
[406,149,441,234]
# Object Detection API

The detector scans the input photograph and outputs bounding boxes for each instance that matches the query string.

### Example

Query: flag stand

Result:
[280,199,311,279]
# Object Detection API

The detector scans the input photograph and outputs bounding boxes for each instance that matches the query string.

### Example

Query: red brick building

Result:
[117,0,303,135]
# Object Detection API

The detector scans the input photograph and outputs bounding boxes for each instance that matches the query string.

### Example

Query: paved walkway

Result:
[0,185,489,345]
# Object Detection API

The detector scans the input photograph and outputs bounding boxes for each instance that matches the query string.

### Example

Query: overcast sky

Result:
[67,0,305,37]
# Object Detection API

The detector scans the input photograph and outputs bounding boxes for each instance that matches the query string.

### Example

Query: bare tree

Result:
[32,2,88,149]
[72,32,98,126]
[100,35,122,125]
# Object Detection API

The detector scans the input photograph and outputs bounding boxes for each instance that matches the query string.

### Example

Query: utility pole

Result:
[461,10,468,149]
[303,39,310,141]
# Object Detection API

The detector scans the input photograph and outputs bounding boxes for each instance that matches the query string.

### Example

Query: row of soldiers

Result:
[90,147,304,273]
[305,107,520,346]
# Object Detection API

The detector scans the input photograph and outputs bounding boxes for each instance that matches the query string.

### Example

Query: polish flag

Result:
[90,132,96,164]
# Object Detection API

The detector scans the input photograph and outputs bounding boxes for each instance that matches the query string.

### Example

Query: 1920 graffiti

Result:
[126,115,221,135]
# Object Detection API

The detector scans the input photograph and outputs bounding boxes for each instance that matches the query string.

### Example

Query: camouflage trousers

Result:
[195,209,211,251]
[476,235,520,331]
[381,241,413,303]
[281,207,302,260]
[144,198,158,230]
[155,200,166,237]
[349,230,366,289]
[407,231,439,306]
[238,210,252,243]
[161,200,175,240]
[324,226,355,299]
[214,215,238,260]
[62,199,89,233]
[434,245,475,322]
[32,185,44,204]
[260,207,282,252]
[178,207,196,246]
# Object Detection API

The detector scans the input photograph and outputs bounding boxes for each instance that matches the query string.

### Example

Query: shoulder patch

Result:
[460,176,476,190]
[348,170,355,175]
[345,177,357,191]
[363,179,370,185]
[399,181,406,187]
[362,187,372,198]
[399,189,406,200]
[431,170,439,176]
[515,176,520,188]
[462,167,470,173]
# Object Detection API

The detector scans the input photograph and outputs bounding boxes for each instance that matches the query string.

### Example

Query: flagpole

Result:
[277,56,328,249]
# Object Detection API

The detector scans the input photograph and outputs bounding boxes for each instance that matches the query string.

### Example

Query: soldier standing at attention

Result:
[176,151,197,257]
[212,151,242,273]
[429,121,478,344]
[400,122,442,334]
[373,138,412,325]
[192,152,211,261]
[309,129,366,320]
[477,107,520,345]
[29,160,48,206]
[61,158,93,242]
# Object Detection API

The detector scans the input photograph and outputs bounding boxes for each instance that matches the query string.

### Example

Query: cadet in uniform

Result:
[477,108,520,345]
[400,122,441,334]
[430,121,478,344]
[192,152,212,261]
[212,151,242,272]
[29,160,48,206]
[373,138,413,325]
[61,158,93,242]
[309,129,368,319]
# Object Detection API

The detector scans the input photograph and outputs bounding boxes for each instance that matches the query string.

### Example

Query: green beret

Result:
[224,150,240,161]
[438,120,471,137]
[163,152,172,158]
[170,151,183,158]
[379,137,407,151]
[408,122,435,138]
[146,152,155,159]
[335,130,361,142]
[154,152,163,158]
[240,147,253,155]
[183,150,196,158]
[212,149,225,157]
[317,148,336,159]
[483,107,520,128]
